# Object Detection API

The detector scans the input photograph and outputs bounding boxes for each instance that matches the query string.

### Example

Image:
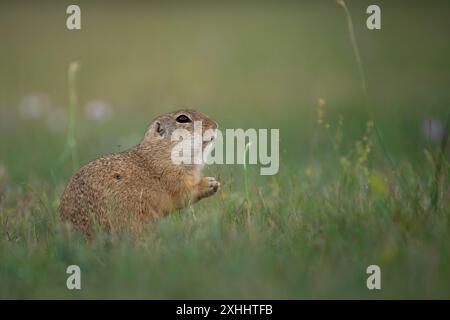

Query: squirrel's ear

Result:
[145,120,166,140]
[154,121,165,137]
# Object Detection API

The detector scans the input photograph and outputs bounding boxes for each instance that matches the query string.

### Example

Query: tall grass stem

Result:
[337,1,410,197]
[243,142,252,215]
[67,62,80,172]
[432,112,450,211]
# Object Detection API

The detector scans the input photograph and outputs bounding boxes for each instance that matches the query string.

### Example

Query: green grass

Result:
[1,150,449,299]
[0,1,450,299]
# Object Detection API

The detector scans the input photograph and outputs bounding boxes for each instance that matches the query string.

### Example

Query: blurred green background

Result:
[1,0,449,182]
[0,0,449,299]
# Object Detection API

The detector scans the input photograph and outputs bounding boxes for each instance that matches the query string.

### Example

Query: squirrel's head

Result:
[146,109,217,139]
[139,109,218,167]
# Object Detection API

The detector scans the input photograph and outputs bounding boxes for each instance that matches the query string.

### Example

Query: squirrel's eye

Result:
[176,115,191,123]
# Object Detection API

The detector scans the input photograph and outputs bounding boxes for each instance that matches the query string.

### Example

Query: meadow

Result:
[0,1,449,299]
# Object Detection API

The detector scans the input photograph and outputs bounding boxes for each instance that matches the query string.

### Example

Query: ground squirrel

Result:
[59,109,220,236]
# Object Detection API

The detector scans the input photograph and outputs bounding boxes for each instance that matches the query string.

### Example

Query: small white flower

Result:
[85,100,112,121]
[422,118,443,142]
[18,93,51,119]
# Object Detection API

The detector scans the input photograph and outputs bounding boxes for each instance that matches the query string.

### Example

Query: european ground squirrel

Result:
[59,109,220,236]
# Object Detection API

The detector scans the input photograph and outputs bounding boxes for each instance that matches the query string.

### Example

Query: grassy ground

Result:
[0,1,449,298]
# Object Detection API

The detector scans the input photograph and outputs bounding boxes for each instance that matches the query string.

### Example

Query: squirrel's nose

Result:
[206,120,218,130]
[202,121,215,131]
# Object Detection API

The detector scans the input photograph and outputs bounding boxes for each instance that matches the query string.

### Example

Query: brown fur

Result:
[59,109,220,236]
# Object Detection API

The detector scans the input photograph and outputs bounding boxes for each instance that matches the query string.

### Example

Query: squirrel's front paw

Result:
[197,177,220,200]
